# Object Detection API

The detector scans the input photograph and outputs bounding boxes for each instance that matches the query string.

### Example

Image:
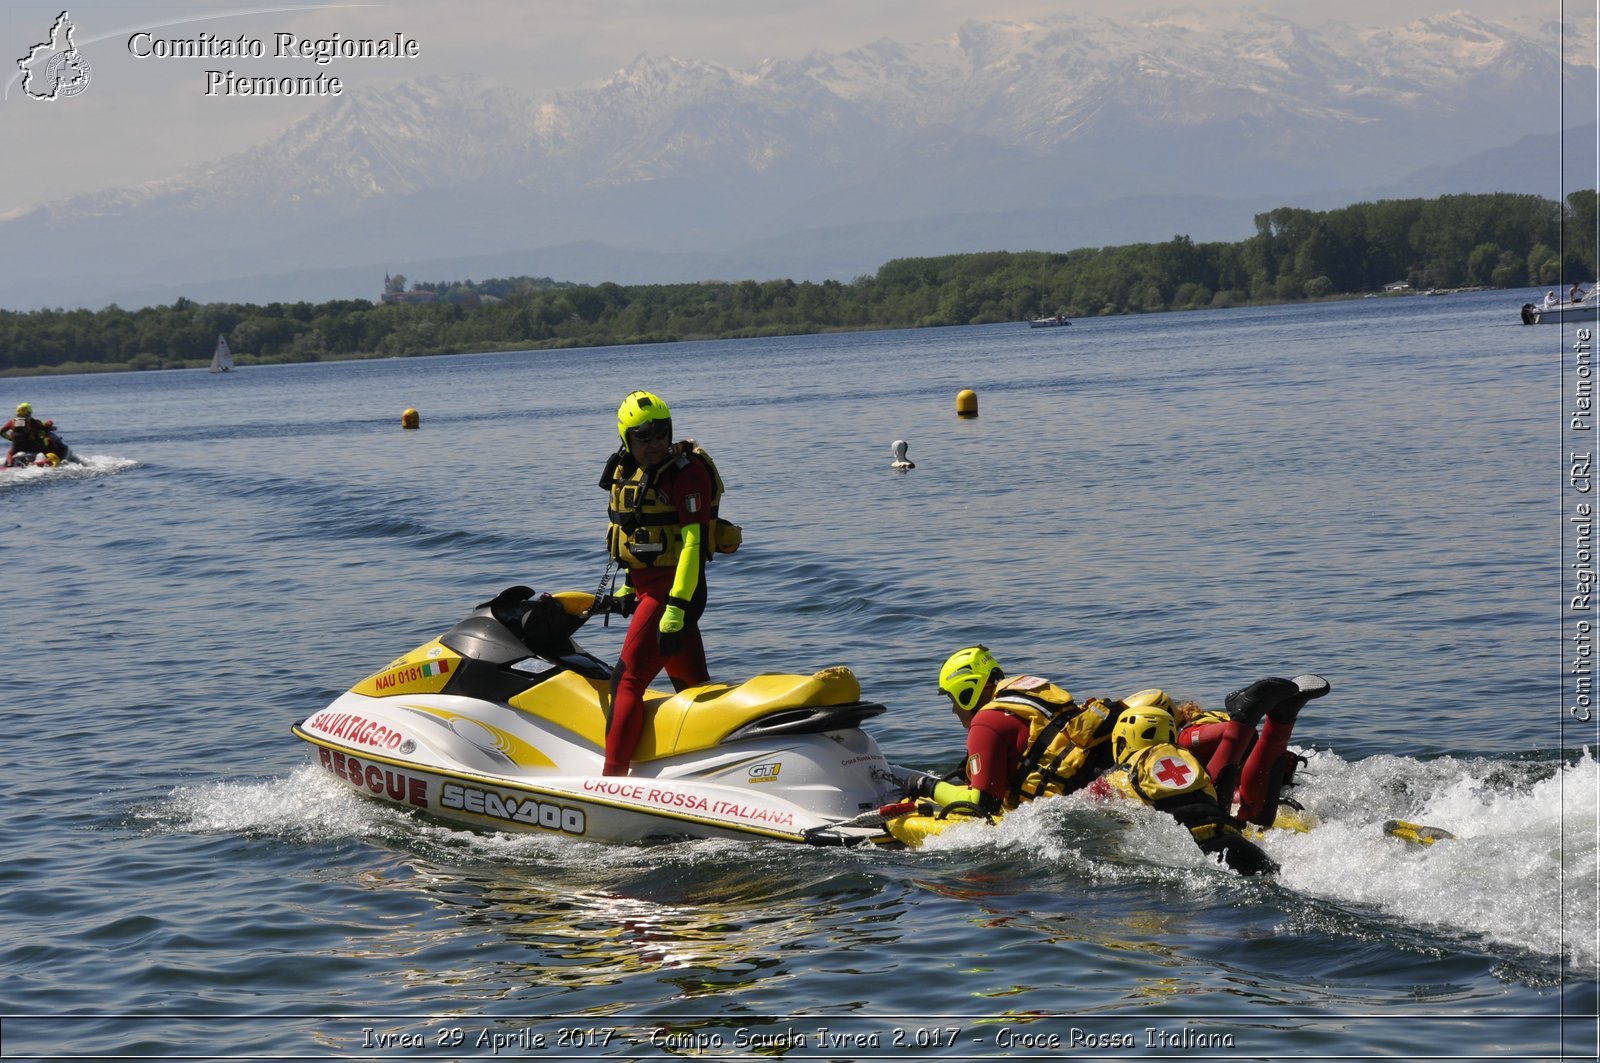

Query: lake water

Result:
[2,288,1596,1061]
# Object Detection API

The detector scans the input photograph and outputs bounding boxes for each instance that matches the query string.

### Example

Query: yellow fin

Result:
[1383,819,1455,845]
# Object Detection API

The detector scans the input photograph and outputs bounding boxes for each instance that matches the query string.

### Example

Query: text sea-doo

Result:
[292,586,901,845]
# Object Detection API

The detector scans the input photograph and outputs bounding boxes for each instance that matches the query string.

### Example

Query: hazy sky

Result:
[0,0,1580,213]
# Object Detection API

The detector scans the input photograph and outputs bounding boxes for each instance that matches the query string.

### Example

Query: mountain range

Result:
[5,8,1595,311]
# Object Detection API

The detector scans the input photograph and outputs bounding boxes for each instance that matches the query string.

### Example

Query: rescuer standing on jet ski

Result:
[599,391,737,776]
[2,402,55,467]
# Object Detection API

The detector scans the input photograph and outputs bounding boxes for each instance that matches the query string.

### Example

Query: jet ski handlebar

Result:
[551,590,603,616]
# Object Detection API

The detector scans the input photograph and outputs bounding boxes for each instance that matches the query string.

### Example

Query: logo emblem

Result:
[1153,756,1194,788]
[747,761,781,783]
[17,11,91,101]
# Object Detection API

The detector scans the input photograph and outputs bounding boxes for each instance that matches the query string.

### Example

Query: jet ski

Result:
[5,428,76,468]
[291,585,902,846]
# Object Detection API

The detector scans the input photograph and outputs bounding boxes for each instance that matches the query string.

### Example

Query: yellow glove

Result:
[657,597,689,657]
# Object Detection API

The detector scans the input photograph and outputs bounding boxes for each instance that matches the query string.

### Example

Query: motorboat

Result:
[291,586,902,846]
[1521,299,1600,324]
[1028,314,1071,328]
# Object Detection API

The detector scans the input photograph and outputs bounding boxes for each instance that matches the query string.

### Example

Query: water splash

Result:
[0,454,139,489]
[875,750,1598,969]
[1274,747,1597,970]
[146,751,1595,970]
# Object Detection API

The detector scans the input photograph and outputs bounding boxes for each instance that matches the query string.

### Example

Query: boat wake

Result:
[0,454,138,487]
[147,748,1596,973]
[1272,746,1596,969]
[148,765,780,872]
[914,747,1598,971]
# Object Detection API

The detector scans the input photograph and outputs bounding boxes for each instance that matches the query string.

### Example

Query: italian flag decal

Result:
[420,660,451,677]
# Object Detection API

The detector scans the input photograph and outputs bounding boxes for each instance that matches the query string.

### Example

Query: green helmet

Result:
[938,645,1001,711]
[1111,705,1177,764]
[616,390,672,455]
[15,402,32,418]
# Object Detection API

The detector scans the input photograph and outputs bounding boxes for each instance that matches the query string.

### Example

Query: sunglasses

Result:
[629,420,671,443]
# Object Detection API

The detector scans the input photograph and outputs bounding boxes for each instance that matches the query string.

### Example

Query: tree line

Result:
[2,190,1593,376]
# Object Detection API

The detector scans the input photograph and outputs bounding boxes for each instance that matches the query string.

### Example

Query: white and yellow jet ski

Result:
[292,586,902,846]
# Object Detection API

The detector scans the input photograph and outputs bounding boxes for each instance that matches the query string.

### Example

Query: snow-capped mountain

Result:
[4,8,1592,310]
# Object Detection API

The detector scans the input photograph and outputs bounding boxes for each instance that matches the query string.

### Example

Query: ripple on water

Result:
[4,306,1589,1060]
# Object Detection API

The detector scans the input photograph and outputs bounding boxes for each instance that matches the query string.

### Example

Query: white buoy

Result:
[891,439,915,470]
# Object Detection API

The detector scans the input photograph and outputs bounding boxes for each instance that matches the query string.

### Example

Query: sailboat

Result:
[210,334,234,373]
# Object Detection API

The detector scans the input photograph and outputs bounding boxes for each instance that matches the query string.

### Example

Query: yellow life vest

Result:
[985,676,1119,808]
[1178,707,1229,730]
[1109,744,1218,805]
[604,443,727,569]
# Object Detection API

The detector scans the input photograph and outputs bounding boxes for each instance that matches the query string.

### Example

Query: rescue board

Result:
[885,802,1316,847]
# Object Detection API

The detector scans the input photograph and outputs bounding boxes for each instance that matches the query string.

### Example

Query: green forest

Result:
[2,190,1594,377]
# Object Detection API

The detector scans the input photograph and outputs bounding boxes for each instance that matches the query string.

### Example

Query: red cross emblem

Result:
[1154,756,1193,787]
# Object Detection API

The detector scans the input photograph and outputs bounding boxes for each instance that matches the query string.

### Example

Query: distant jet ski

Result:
[5,429,79,468]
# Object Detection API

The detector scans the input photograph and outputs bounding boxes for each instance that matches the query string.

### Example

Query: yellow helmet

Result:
[1122,688,1175,714]
[616,390,672,454]
[1111,706,1176,764]
[15,402,32,418]
[938,645,1001,711]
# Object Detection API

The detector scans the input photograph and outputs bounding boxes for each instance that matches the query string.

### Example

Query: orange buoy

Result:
[401,407,420,429]
[956,389,977,418]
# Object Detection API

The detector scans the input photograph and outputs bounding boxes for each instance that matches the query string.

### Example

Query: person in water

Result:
[897,646,1327,829]
[1088,698,1279,876]
[597,390,734,776]
[2,402,54,467]
[1166,674,1330,827]
[894,646,1126,814]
